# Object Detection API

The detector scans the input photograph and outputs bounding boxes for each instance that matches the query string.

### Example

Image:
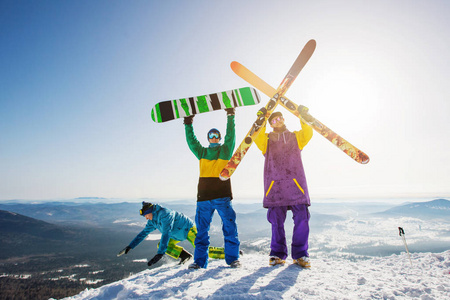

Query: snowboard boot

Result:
[188,262,201,270]
[178,249,193,265]
[293,256,311,269]
[230,260,241,268]
[269,256,286,266]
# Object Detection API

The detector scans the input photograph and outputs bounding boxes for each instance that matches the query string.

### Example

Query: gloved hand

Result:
[225,107,235,115]
[183,115,194,125]
[256,107,267,117]
[147,254,164,266]
[117,246,132,257]
[297,105,315,123]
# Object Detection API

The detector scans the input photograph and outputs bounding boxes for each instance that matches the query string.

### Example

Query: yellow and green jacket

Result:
[185,115,235,201]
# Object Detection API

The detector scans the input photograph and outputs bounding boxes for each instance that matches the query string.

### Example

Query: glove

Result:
[225,107,235,115]
[256,107,267,117]
[297,105,315,123]
[117,246,132,257]
[183,115,194,125]
[147,254,164,266]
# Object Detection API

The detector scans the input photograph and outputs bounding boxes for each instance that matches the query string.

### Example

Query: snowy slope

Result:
[64,251,450,300]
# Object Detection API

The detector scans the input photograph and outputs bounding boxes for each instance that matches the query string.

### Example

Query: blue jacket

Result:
[128,204,194,255]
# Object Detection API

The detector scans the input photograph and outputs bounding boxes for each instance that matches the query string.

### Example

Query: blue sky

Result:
[1,0,449,201]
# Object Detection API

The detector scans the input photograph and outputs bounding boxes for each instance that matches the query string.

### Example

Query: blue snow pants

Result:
[194,197,240,268]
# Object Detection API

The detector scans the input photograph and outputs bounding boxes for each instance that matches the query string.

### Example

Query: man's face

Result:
[208,130,220,144]
[269,115,285,129]
[145,213,153,220]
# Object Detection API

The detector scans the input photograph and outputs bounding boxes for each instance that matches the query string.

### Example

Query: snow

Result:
[308,216,450,257]
[126,222,145,227]
[1,273,32,279]
[113,219,131,224]
[56,201,450,299]
[80,278,105,285]
[64,251,450,300]
[250,239,267,247]
[145,234,162,241]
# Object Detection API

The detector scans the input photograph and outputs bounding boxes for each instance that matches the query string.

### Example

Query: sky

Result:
[1,0,449,201]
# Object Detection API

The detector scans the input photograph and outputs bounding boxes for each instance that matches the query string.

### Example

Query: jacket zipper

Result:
[293,178,305,194]
[266,181,274,197]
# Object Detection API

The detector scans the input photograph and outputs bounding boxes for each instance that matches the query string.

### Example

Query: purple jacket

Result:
[254,122,313,208]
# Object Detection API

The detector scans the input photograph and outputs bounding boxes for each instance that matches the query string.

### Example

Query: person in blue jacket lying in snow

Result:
[118,202,225,266]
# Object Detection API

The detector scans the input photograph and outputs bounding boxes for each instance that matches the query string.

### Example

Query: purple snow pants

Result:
[267,204,310,260]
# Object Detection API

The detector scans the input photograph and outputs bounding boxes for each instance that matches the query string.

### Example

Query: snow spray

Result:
[398,227,412,266]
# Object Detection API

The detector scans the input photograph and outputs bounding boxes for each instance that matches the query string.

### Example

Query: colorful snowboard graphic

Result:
[219,39,317,180]
[151,87,261,123]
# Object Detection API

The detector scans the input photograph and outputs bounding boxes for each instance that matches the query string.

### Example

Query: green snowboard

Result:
[151,87,261,123]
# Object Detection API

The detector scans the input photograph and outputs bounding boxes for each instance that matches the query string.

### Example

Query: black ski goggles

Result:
[140,206,153,216]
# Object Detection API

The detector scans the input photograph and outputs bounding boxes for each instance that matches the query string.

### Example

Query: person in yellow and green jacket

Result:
[118,202,225,267]
[183,108,241,269]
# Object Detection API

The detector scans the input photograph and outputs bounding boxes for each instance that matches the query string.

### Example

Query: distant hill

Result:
[0,210,75,238]
[0,210,84,258]
[0,210,138,259]
[0,210,158,300]
[374,199,450,219]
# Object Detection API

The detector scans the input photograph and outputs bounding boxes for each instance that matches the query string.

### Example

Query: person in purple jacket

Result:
[254,107,314,268]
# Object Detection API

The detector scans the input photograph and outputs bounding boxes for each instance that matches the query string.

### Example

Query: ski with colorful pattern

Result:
[151,87,261,123]
[227,62,370,164]
[219,40,317,180]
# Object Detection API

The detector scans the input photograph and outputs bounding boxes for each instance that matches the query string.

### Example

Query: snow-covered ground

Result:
[64,251,450,300]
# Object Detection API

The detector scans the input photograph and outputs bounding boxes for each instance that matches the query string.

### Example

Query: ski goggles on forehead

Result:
[208,131,220,139]
[270,116,283,124]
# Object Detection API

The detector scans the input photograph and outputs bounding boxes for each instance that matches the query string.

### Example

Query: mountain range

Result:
[374,198,450,218]
[0,198,449,299]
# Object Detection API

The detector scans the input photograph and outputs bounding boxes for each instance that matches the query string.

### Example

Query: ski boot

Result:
[269,256,286,266]
[293,256,311,269]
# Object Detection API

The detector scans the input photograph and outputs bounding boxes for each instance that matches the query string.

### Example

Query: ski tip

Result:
[305,39,317,51]
[359,155,370,164]
[230,61,241,72]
